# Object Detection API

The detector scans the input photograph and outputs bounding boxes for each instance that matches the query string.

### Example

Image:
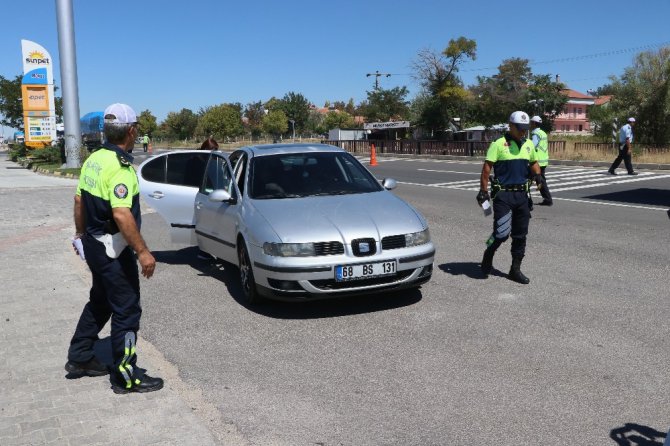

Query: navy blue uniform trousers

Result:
[68,234,141,378]
[488,190,530,258]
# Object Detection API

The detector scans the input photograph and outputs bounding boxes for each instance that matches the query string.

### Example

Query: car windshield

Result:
[249,151,384,199]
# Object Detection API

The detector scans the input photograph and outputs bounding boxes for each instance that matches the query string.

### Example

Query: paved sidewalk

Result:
[0,152,248,446]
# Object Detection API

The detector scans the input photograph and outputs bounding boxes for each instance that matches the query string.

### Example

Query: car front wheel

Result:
[238,241,261,305]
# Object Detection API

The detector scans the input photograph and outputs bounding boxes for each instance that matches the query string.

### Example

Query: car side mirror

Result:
[209,189,235,203]
[381,178,397,190]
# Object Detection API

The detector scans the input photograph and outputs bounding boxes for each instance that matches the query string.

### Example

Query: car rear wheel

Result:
[238,241,261,305]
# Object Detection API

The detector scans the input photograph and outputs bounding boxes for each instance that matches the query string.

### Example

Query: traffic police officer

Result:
[477,111,543,284]
[608,117,638,175]
[66,103,163,394]
[530,116,553,206]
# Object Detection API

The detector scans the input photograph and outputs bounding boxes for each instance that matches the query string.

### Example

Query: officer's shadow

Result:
[438,261,507,279]
[64,337,113,379]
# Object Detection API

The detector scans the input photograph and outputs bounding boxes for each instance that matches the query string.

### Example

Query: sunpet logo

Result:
[25,51,50,65]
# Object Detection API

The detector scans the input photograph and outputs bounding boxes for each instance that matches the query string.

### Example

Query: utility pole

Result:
[56,0,82,167]
[366,70,392,90]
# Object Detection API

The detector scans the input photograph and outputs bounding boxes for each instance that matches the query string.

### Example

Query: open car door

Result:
[137,151,210,244]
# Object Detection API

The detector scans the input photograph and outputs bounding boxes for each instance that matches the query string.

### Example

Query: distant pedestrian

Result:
[200,136,219,150]
[142,134,150,152]
[66,103,163,394]
[608,117,638,175]
[530,116,553,206]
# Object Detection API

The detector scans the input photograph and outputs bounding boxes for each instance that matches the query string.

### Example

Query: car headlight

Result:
[263,242,316,257]
[405,228,430,247]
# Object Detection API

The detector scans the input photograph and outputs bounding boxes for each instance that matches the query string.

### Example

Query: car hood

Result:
[248,191,425,244]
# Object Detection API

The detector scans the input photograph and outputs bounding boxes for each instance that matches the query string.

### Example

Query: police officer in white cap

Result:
[66,103,163,394]
[477,111,543,284]
[529,116,553,206]
[608,117,638,175]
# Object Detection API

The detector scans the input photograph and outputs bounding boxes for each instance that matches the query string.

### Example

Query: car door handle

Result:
[148,191,164,199]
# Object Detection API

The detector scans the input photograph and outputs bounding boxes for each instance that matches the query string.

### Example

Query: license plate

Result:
[335,260,397,282]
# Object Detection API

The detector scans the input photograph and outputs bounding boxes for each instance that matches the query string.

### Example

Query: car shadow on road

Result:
[610,422,667,445]
[153,246,424,319]
[585,188,670,208]
[438,262,506,279]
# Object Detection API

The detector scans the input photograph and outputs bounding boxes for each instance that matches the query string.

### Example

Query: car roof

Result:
[241,143,345,157]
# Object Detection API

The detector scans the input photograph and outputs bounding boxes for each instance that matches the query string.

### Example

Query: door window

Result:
[232,153,248,196]
[140,152,210,187]
[201,155,235,196]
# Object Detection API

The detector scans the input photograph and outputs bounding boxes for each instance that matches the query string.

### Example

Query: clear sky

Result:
[1,0,669,135]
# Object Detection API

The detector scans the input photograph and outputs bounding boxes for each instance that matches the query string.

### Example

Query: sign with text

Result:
[21,85,49,110]
[363,121,410,130]
[21,39,56,147]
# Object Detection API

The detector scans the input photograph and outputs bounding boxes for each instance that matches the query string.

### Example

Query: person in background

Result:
[142,134,150,152]
[200,136,219,150]
[608,117,638,175]
[529,116,553,206]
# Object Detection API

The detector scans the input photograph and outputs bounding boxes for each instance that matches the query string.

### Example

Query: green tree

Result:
[277,92,310,133]
[470,58,566,130]
[137,109,158,137]
[196,104,244,140]
[0,75,25,129]
[163,108,198,140]
[322,111,355,131]
[585,101,618,141]
[411,37,477,132]
[262,109,288,140]
[305,109,326,136]
[359,86,410,122]
[605,46,670,144]
[243,101,266,138]
[345,98,356,115]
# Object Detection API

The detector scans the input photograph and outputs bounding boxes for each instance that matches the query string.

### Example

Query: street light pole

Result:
[289,119,295,142]
[55,0,82,167]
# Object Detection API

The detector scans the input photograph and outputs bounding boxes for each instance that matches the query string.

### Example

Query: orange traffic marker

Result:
[370,143,378,166]
[148,143,153,154]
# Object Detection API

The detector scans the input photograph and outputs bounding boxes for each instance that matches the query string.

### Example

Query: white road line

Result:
[550,173,670,192]
[553,197,668,211]
[545,171,631,181]
[544,169,597,178]
[546,172,653,188]
[417,168,480,175]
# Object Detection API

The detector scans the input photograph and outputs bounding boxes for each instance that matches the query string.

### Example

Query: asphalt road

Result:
[132,153,670,446]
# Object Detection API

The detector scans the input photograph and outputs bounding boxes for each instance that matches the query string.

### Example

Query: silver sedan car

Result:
[138,143,434,304]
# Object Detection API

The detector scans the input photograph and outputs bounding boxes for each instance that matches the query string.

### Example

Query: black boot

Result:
[508,256,530,284]
[481,248,495,277]
[112,373,164,394]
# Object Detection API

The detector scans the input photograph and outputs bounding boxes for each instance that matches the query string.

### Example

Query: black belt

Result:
[500,184,527,192]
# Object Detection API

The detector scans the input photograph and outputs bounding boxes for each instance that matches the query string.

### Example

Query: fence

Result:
[324,139,568,157]
[573,142,670,155]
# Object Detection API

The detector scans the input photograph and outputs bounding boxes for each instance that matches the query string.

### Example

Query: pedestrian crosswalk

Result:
[355,156,670,194]
[420,168,670,193]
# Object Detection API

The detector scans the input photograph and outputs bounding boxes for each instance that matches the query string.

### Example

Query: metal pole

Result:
[55,0,82,167]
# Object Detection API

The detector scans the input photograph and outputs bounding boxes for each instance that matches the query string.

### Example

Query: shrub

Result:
[8,143,27,161]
